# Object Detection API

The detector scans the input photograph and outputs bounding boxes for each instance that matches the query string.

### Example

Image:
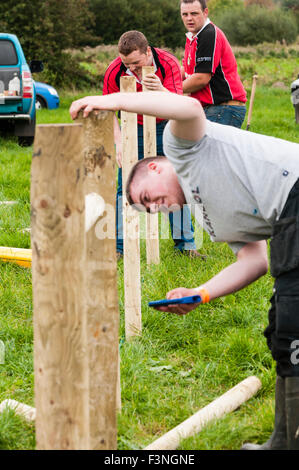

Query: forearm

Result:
[70,91,206,142]
[196,241,269,301]
[183,73,211,94]
[71,91,202,122]
[196,259,266,301]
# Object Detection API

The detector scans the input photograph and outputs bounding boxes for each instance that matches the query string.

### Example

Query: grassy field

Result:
[0,57,299,450]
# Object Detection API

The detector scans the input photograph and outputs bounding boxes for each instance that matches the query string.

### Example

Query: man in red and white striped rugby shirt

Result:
[180,0,247,128]
[103,30,202,259]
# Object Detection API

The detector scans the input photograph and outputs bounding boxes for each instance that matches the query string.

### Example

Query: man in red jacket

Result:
[103,30,202,259]
[180,0,247,128]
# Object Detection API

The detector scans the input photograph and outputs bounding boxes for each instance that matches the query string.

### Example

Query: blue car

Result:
[0,33,43,146]
[35,81,59,110]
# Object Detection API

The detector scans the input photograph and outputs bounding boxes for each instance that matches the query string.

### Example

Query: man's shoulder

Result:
[105,56,123,74]
[199,22,216,39]
[154,47,180,66]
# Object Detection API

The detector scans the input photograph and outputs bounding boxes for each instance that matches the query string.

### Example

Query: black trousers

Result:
[264,179,299,377]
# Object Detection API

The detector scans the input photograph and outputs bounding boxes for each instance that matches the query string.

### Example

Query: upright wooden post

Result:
[120,76,142,339]
[142,66,160,265]
[31,124,89,450]
[78,110,119,448]
[31,118,119,450]
[246,74,258,131]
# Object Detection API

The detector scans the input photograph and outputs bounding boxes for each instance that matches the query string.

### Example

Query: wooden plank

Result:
[0,399,36,422]
[144,376,262,450]
[0,246,31,268]
[78,110,119,449]
[120,76,142,339]
[31,123,89,450]
[142,66,160,265]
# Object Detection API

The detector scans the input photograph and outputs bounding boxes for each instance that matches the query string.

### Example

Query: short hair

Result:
[180,0,207,10]
[125,156,166,205]
[118,30,149,56]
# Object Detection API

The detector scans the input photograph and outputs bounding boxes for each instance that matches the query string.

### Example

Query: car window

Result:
[0,40,18,66]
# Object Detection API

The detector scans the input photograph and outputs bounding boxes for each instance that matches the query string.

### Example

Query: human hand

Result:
[153,287,202,315]
[142,73,164,91]
[69,95,119,120]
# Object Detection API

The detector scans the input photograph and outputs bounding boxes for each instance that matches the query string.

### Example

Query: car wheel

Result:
[36,96,47,110]
[18,136,34,147]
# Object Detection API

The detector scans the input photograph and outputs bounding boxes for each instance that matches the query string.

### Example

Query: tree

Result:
[244,0,275,7]
[217,5,298,44]
[88,0,186,48]
[0,0,95,87]
[207,0,244,21]
[280,0,299,28]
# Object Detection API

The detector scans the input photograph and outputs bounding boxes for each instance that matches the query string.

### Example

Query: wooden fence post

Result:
[78,110,120,448]
[142,66,160,265]
[120,76,142,339]
[31,123,89,450]
[31,118,119,450]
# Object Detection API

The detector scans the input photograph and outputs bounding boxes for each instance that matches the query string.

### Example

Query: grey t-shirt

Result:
[163,120,299,254]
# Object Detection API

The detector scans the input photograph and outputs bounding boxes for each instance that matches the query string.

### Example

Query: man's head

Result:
[180,0,208,36]
[126,156,186,213]
[118,31,153,77]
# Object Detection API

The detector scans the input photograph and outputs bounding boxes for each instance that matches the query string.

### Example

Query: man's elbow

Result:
[258,256,269,277]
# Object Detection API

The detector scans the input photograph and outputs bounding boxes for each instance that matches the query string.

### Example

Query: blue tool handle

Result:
[148,295,202,307]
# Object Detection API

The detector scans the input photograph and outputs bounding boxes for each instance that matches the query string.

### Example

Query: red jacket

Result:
[183,22,246,106]
[103,46,183,125]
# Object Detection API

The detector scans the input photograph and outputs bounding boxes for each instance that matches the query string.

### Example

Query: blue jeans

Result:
[204,104,246,128]
[116,121,196,254]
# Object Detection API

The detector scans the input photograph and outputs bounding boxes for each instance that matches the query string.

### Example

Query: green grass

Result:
[0,84,298,450]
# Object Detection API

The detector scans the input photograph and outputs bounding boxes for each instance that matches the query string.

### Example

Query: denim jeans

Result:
[204,104,246,128]
[116,121,196,254]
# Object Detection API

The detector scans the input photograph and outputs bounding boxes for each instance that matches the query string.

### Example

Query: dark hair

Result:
[180,0,207,10]
[125,156,166,205]
[118,30,149,56]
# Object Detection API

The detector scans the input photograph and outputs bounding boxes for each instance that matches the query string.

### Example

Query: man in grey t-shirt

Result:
[70,91,299,450]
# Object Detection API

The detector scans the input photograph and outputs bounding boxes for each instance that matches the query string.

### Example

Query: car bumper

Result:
[0,114,31,120]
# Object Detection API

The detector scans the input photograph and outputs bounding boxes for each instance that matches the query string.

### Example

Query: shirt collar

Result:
[186,18,210,42]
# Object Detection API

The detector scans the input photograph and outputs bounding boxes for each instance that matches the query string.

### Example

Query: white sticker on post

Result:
[85,192,105,233]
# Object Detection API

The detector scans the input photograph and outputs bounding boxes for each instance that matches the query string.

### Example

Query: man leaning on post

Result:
[180,0,247,128]
[102,30,204,260]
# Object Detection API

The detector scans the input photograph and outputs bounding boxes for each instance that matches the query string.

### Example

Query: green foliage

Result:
[280,0,299,27]
[88,0,186,48]
[217,5,298,45]
[208,0,244,22]
[0,0,96,88]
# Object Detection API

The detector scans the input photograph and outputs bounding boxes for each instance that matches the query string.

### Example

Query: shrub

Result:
[208,0,244,21]
[217,6,298,45]
[88,0,186,48]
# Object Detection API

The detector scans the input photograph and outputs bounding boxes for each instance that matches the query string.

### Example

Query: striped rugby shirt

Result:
[183,20,246,106]
[103,46,183,125]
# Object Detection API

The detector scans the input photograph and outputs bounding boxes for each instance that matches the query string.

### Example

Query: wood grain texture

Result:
[78,110,119,449]
[31,118,119,450]
[31,123,89,450]
[142,66,160,265]
[120,76,142,339]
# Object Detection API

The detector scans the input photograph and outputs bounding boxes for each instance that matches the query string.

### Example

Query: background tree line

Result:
[0,0,297,88]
